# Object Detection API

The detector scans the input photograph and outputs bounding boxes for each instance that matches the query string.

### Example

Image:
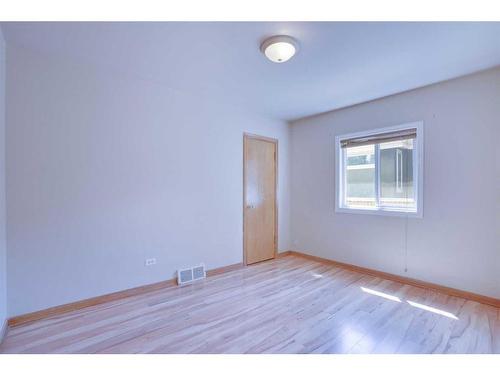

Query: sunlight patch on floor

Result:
[360,287,402,302]
[407,300,459,320]
[360,286,460,320]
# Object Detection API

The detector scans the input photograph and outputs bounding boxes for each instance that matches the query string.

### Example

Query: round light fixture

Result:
[260,35,299,63]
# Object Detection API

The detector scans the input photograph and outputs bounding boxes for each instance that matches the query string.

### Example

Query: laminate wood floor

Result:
[1,254,499,354]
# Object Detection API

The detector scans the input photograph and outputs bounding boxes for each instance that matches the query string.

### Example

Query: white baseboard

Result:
[0,318,7,345]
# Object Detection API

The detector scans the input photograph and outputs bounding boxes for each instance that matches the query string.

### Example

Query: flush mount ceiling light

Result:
[260,35,299,63]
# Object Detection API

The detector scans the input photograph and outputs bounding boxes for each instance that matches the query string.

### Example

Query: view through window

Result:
[337,124,422,216]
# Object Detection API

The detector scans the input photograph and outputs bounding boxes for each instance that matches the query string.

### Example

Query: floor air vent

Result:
[177,264,206,285]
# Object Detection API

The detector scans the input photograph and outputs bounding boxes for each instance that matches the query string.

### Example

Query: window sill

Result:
[335,206,423,218]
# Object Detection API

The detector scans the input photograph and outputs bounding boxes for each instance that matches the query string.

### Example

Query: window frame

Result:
[335,121,424,218]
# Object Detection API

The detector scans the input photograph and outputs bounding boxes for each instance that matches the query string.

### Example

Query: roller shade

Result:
[340,128,417,148]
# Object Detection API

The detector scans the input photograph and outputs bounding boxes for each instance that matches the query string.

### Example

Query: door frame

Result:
[243,133,278,266]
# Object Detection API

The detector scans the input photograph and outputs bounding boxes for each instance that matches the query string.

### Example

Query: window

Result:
[335,122,423,217]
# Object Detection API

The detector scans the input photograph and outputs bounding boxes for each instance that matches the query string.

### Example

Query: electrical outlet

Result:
[145,258,156,266]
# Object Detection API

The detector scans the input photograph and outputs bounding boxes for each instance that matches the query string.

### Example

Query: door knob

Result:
[246,204,254,209]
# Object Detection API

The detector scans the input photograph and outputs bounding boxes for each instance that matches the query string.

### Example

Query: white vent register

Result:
[177,264,206,285]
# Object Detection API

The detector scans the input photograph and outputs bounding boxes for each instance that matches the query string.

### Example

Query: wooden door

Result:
[243,134,277,265]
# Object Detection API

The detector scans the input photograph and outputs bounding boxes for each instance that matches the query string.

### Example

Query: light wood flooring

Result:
[1,254,499,354]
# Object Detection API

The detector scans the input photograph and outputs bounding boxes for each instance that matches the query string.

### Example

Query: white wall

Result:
[6,45,290,316]
[290,68,500,299]
[0,28,7,327]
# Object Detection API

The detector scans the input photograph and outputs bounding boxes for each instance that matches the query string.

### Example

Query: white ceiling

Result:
[2,22,500,121]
